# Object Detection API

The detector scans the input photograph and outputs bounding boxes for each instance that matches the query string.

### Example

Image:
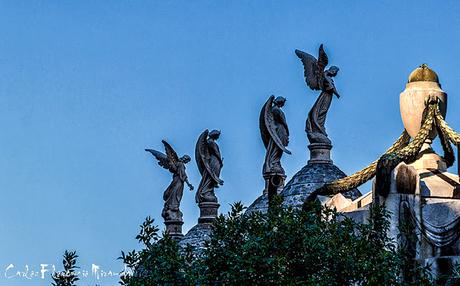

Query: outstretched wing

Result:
[195,129,221,183]
[145,148,176,173]
[295,49,321,90]
[263,96,292,155]
[162,140,179,169]
[317,44,329,72]
[259,96,274,149]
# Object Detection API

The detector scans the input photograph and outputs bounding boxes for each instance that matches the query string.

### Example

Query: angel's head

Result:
[274,96,286,107]
[180,155,191,163]
[209,130,221,140]
[327,66,339,77]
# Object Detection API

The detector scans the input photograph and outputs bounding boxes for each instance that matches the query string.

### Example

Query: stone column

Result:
[164,219,184,241]
[308,142,332,164]
[198,202,220,224]
[409,139,447,171]
[263,173,286,195]
[263,173,286,207]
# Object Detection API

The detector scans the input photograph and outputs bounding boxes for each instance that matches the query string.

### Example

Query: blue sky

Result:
[0,1,459,285]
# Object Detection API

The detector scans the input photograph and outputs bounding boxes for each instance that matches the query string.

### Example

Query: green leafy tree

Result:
[119,216,197,286]
[51,250,79,286]
[120,197,434,285]
[200,197,417,285]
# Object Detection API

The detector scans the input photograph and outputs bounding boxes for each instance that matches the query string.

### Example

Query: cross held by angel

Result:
[145,140,194,222]
[295,44,340,145]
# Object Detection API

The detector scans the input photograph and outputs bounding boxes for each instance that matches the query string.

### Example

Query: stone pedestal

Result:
[198,202,220,224]
[409,140,447,171]
[263,173,286,195]
[164,220,184,241]
[263,173,286,208]
[180,202,220,250]
[308,142,332,164]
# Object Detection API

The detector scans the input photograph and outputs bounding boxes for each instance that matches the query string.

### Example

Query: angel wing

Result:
[195,129,221,183]
[161,140,179,167]
[145,140,178,173]
[259,96,273,149]
[317,44,329,72]
[195,130,208,176]
[295,44,329,91]
[260,96,291,155]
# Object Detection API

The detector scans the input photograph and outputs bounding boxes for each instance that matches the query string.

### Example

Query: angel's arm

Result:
[333,89,340,98]
[209,141,223,165]
[273,107,289,133]
[185,177,194,191]
[329,80,340,98]
[324,76,340,98]
[178,164,193,190]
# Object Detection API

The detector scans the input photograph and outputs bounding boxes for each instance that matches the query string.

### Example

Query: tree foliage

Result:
[120,197,434,285]
[51,250,80,286]
[119,216,197,286]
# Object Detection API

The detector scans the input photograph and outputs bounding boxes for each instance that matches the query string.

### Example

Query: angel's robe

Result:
[263,105,289,175]
[306,76,336,144]
[162,162,187,220]
[196,139,223,203]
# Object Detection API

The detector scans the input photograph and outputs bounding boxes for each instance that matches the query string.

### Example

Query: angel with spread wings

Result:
[195,129,224,204]
[259,95,291,176]
[145,140,193,221]
[295,44,340,145]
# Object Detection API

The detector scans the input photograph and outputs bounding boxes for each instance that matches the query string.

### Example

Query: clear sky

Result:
[1,1,460,285]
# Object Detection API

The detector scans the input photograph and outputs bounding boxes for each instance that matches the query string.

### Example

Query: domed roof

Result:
[408,64,439,83]
[179,223,213,250]
[246,162,361,214]
[282,163,361,207]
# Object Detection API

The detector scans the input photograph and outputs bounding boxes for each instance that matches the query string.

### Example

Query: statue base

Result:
[198,202,220,224]
[164,219,184,241]
[308,142,332,164]
[263,173,286,200]
[409,140,447,171]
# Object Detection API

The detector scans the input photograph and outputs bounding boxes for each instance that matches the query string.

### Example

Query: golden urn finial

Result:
[408,64,439,83]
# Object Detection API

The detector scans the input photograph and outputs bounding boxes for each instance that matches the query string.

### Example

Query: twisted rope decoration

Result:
[434,107,455,168]
[374,101,436,196]
[313,131,410,196]
[309,100,443,200]
[434,105,460,144]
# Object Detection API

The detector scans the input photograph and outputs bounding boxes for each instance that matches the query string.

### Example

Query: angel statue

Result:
[195,129,224,204]
[259,95,291,177]
[145,140,194,222]
[295,44,340,145]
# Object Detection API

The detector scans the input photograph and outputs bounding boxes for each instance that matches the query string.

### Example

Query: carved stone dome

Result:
[179,223,213,250]
[246,162,361,214]
[281,163,361,207]
[408,64,439,83]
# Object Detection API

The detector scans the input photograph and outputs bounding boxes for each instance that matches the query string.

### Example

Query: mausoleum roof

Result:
[246,162,362,214]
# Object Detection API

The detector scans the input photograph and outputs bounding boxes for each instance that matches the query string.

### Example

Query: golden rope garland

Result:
[315,131,410,195]
[311,100,445,199]
[434,107,456,167]
[374,102,435,196]
[434,106,460,144]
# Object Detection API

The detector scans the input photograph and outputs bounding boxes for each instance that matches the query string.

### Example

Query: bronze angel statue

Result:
[195,129,224,204]
[145,140,193,222]
[259,95,291,176]
[295,44,340,145]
